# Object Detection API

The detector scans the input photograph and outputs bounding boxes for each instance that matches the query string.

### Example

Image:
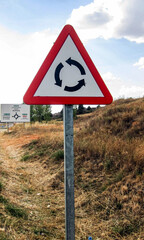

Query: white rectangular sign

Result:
[1,104,30,122]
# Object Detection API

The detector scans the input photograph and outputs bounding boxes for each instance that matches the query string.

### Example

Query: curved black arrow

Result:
[64,79,85,92]
[54,63,64,87]
[66,58,86,75]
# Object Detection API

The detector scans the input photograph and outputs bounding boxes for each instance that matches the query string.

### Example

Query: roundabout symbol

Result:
[23,24,113,105]
[54,57,86,92]
[12,112,21,120]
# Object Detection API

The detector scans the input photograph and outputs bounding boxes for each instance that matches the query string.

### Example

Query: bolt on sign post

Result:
[23,24,113,240]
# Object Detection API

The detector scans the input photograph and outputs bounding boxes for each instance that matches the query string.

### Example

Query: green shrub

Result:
[0,232,9,240]
[34,227,51,236]
[115,172,123,182]
[0,182,3,192]
[28,139,39,150]
[5,203,28,219]
[104,158,113,171]
[21,154,31,162]
[112,221,139,236]
[51,150,64,161]
[0,195,8,204]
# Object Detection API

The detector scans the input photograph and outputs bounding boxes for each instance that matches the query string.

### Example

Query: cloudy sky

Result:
[0,0,144,112]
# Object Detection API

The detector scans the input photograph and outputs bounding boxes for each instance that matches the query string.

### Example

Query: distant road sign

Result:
[1,104,30,122]
[23,24,113,105]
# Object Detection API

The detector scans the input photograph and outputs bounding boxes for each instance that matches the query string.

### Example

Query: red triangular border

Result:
[23,24,113,105]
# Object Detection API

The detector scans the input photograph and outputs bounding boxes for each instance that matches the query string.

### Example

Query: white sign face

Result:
[34,36,104,97]
[1,104,30,122]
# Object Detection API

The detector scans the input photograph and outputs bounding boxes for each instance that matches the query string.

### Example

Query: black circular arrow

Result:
[64,79,85,92]
[54,62,64,87]
[66,57,86,75]
[54,58,86,92]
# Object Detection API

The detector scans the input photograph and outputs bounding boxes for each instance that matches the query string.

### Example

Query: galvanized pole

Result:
[64,104,75,240]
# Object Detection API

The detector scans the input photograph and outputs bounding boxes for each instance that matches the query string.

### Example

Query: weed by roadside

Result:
[51,150,64,162]
[5,203,28,220]
[0,181,3,192]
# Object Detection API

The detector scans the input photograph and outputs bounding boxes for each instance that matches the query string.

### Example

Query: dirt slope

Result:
[0,98,144,240]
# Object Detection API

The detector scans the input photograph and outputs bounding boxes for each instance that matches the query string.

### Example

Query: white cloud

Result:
[134,57,144,69]
[116,0,144,42]
[102,72,144,99]
[66,0,144,43]
[102,72,123,99]
[0,25,57,104]
[119,86,144,98]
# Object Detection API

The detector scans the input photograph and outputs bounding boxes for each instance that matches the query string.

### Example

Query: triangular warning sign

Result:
[23,25,113,105]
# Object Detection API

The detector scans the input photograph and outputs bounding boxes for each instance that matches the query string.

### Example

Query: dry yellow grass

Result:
[0,98,144,239]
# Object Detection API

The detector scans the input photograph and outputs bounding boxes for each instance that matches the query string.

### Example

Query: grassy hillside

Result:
[0,98,144,239]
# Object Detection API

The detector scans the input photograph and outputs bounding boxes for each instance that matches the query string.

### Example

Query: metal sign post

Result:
[64,104,75,240]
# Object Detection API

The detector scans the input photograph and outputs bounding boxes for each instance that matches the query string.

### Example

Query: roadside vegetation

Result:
[0,97,143,239]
